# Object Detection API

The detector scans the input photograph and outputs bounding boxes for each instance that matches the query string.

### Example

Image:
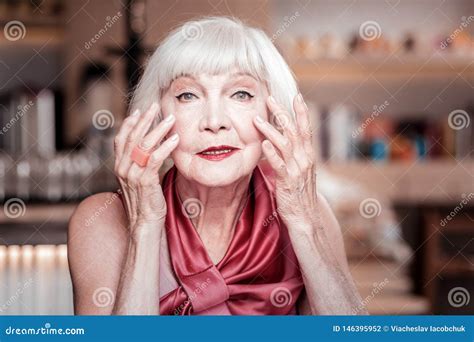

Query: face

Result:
[160,68,269,187]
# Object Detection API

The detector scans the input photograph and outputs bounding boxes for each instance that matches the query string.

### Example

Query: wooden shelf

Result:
[321,159,474,205]
[292,54,474,81]
[0,19,64,46]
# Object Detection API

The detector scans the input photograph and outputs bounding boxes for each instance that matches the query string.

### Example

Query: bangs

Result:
[156,20,267,92]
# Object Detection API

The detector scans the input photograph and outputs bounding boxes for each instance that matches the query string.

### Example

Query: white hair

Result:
[130,16,299,127]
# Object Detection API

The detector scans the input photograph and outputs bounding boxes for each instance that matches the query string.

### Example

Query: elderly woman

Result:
[68,16,366,315]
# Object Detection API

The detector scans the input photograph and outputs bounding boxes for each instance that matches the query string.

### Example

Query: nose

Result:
[199,98,231,133]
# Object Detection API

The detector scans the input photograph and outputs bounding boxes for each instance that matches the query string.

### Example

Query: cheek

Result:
[229,101,268,143]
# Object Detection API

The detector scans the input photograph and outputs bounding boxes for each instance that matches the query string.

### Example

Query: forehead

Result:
[171,68,261,86]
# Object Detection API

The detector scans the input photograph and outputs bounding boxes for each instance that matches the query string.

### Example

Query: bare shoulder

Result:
[68,191,129,250]
[67,192,129,314]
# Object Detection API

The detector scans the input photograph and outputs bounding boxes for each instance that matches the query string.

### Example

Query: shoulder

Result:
[67,192,128,314]
[68,191,128,244]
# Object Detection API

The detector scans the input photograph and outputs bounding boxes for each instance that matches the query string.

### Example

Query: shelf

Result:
[0,203,77,225]
[321,159,474,205]
[0,19,64,46]
[292,54,474,81]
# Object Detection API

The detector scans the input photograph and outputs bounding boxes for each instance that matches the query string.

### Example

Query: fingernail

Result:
[165,114,174,122]
[255,115,264,123]
[131,109,140,116]
[268,96,276,104]
[170,132,179,141]
[150,102,159,112]
[298,93,308,110]
[297,93,304,104]
[140,140,151,149]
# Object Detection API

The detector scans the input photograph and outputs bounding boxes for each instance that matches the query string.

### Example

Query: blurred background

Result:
[0,0,472,315]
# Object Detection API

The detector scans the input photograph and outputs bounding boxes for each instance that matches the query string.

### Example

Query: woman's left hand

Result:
[253,94,319,232]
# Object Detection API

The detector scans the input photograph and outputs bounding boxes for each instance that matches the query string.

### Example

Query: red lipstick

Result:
[197,145,240,161]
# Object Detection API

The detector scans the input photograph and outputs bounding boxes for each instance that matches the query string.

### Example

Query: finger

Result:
[138,114,175,151]
[125,102,160,153]
[293,94,315,161]
[253,114,294,164]
[141,133,180,183]
[291,94,315,171]
[261,140,287,178]
[267,96,299,139]
[118,102,160,177]
[114,109,140,163]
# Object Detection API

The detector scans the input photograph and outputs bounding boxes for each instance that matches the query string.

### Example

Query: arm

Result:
[67,192,163,315]
[254,93,367,315]
[112,224,163,315]
[293,194,368,315]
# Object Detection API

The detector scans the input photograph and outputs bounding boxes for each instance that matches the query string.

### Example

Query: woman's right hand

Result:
[114,102,179,234]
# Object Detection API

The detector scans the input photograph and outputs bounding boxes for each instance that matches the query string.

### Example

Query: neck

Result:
[175,170,252,240]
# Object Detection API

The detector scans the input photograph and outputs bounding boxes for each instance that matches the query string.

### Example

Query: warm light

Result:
[0,245,6,260]
[21,245,34,259]
[56,244,68,259]
[35,245,56,258]
[7,245,21,261]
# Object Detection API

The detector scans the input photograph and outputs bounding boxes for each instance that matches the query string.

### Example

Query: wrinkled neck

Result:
[175,169,252,237]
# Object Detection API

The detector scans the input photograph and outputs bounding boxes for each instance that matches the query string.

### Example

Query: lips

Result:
[197,145,240,161]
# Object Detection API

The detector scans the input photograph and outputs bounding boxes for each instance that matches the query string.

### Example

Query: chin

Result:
[173,151,259,187]
[194,160,251,187]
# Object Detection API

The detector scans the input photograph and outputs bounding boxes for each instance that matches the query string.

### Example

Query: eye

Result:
[176,92,197,102]
[232,90,254,101]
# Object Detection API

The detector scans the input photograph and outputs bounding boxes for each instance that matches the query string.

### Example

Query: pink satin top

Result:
[158,163,304,315]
